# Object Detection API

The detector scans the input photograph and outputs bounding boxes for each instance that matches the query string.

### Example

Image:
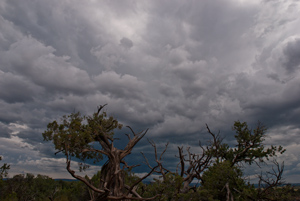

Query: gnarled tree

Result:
[43,105,157,200]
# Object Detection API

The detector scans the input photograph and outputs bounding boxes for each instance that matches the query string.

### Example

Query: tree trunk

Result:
[100,148,125,198]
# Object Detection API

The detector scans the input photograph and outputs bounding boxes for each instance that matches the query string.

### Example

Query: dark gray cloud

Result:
[281,37,300,74]
[0,122,11,138]
[120,37,133,49]
[0,0,300,182]
[0,72,39,103]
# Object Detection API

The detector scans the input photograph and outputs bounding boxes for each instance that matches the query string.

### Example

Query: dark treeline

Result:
[0,173,89,201]
[1,172,300,201]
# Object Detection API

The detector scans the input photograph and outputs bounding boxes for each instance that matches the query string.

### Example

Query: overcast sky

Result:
[0,0,300,183]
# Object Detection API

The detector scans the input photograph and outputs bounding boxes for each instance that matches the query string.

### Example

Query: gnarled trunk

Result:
[100,148,124,197]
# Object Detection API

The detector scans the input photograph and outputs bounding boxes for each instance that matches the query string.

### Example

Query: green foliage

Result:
[2,173,50,201]
[256,184,295,201]
[0,156,10,179]
[1,192,18,201]
[140,121,288,200]
[201,161,251,200]
[209,121,285,166]
[39,115,292,200]
[55,179,89,201]
[198,121,288,201]
[0,174,91,201]
[1,171,299,201]
[124,168,141,187]
[140,173,184,201]
[231,121,285,164]
[42,108,123,170]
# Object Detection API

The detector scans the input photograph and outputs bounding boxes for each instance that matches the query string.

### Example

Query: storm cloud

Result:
[0,0,300,182]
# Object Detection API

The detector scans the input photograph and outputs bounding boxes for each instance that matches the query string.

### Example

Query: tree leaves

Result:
[0,156,10,179]
[42,108,123,169]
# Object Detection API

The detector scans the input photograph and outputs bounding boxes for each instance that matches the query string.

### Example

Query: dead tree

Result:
[66,127,159,200]
[142,138,213,196]
[256,160,285,200]
[176,144,212,194]
[43,105,159,200]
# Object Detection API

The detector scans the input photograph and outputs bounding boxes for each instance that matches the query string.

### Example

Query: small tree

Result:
[0,156,10,201]
[201,161,249,201]
[43,105,158,200]
[0,156,10,179]
[201,121,286,201]
[207,121,285,167]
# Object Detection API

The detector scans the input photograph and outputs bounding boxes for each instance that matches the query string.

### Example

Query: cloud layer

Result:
[0,0,300,182]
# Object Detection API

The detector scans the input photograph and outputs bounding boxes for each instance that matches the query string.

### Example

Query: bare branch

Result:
[125,133,131,140]
[97,104,107,115]
[146,140,170,180]
[121,129,148,159]
[126,126,136,136]
[257,160,285,198]
[54,149,63,155]
[159,142,169,161]
[176,139,213,193]
[121,160,140,170]
[66,160,107,194]
[141,152,153,169]
[177,146,185,177]
[125,165,159,197]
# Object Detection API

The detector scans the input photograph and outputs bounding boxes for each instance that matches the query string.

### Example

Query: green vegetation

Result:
[0,156,10,179]
[1,172,299,201]
[0,174,90,201]
[1,105,299,200]
[136,121,293,201]
[42,104,155,200]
